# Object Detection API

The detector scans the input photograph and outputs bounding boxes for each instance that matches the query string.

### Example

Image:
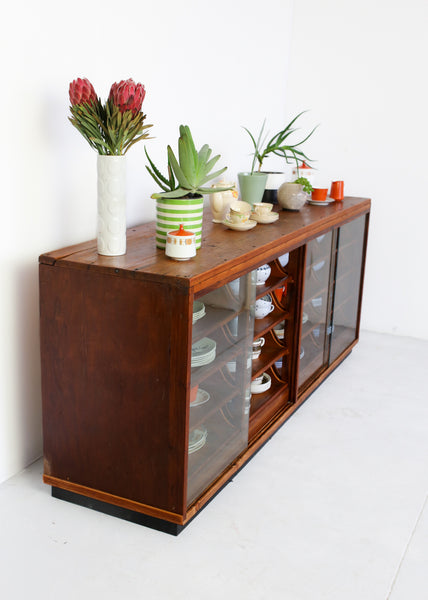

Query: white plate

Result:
[191,337,216,357]
[192,301,205,323]
[308,198,334,206]
[190,388,210,407]
[251,212,279,224]
[223,218,257,231]
[191,338,216,367]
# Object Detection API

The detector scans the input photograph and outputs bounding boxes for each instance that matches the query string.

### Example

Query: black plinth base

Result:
[51,486,185,536]
[262,189,278,204]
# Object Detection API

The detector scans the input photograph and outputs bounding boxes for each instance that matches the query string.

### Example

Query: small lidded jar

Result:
[165,224,196,261]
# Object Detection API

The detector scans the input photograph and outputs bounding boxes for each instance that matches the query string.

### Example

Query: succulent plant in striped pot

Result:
[145,125,232,249]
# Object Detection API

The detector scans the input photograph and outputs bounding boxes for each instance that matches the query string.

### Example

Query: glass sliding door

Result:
[329,215,367,363]
[298,232,334,389]
[187,273,255,505]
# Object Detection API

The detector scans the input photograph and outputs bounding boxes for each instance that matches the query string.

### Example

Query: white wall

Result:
[287,0,428,339]
[2,0,427,485]
[0,0,294,483]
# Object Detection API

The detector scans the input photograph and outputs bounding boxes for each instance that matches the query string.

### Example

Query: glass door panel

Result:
[330,215,366,362]
[187,273,255,506]
[298,232,333,389]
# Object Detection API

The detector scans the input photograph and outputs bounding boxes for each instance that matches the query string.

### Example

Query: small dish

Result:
[223,218,257,231]
[190,388,210,407]
[251,212,279,224]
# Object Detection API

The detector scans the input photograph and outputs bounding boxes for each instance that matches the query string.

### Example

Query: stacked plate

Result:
[188,427,208,454]
[191,337,216,367]
[190,388,210,407]
[192,301,206,324]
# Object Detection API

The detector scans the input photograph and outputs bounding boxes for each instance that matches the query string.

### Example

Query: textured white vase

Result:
[97,155,127,256]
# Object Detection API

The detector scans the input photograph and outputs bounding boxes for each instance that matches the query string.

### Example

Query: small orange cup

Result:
[330,181,344,201]
[311,188,328,202]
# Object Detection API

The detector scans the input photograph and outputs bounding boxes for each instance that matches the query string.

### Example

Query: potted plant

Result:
[69,77,152,256]
[242,112,317,204]
[145,125,231,249]
[278,176,313,211]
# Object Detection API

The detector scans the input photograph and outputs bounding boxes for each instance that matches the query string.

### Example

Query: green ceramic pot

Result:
[238,172,268,207]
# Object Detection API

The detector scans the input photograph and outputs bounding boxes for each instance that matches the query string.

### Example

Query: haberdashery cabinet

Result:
[39,196,370,534]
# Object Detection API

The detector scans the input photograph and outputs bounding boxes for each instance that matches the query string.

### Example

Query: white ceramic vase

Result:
[97,155,127,256]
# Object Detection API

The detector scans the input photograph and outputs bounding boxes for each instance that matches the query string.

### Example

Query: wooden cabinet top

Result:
[39,197,370,294]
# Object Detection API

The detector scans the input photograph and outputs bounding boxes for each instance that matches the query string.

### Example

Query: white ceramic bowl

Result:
[251,373,272,394]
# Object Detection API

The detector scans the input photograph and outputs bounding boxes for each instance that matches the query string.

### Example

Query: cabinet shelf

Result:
[192,305,240,343]
[189,372,239,430]
[251,331,288,380]
[253,308,290,339]
[255,275,290,300]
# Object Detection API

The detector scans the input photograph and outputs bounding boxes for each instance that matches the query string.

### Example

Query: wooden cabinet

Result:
[39,197,370,534]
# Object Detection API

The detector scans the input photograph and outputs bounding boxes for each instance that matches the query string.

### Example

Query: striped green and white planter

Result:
[156,196,204,250]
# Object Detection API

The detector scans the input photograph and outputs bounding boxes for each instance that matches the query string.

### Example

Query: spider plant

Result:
[243,111,318,174]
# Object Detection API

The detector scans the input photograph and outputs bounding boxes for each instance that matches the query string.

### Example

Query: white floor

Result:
[1,330,427,600]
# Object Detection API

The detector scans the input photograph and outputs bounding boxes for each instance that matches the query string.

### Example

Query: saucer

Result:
[308,198,334,206]
[223,218,257,231]
[251,212,279,224]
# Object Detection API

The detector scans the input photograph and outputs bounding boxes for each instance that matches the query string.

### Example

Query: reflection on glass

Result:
[187,272,255,506]
[330,215,366,362]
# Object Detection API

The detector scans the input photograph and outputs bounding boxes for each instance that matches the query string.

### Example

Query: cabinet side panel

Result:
[39,264,187,515]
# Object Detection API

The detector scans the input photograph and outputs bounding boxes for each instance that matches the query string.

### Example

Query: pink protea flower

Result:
[69,77,98,106]
[109,79,146,114]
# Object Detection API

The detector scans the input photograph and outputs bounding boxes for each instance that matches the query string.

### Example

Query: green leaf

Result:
[198,166,228,186]
[178,134,197,187]
[151,187,190,199]
[198,184,232,194]
[168,145,191,189]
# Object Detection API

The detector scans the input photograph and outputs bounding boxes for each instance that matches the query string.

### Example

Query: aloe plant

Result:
[243,112,318,174]
[146,125,232,199]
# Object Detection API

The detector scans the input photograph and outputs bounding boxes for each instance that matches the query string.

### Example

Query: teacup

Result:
[252,337,265,351]
[311,188,328,202]
[229,207,249,224]
[252,336,265,360]
[255,298,275,319]
[253,202,273,216]
[256,264,271,285]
